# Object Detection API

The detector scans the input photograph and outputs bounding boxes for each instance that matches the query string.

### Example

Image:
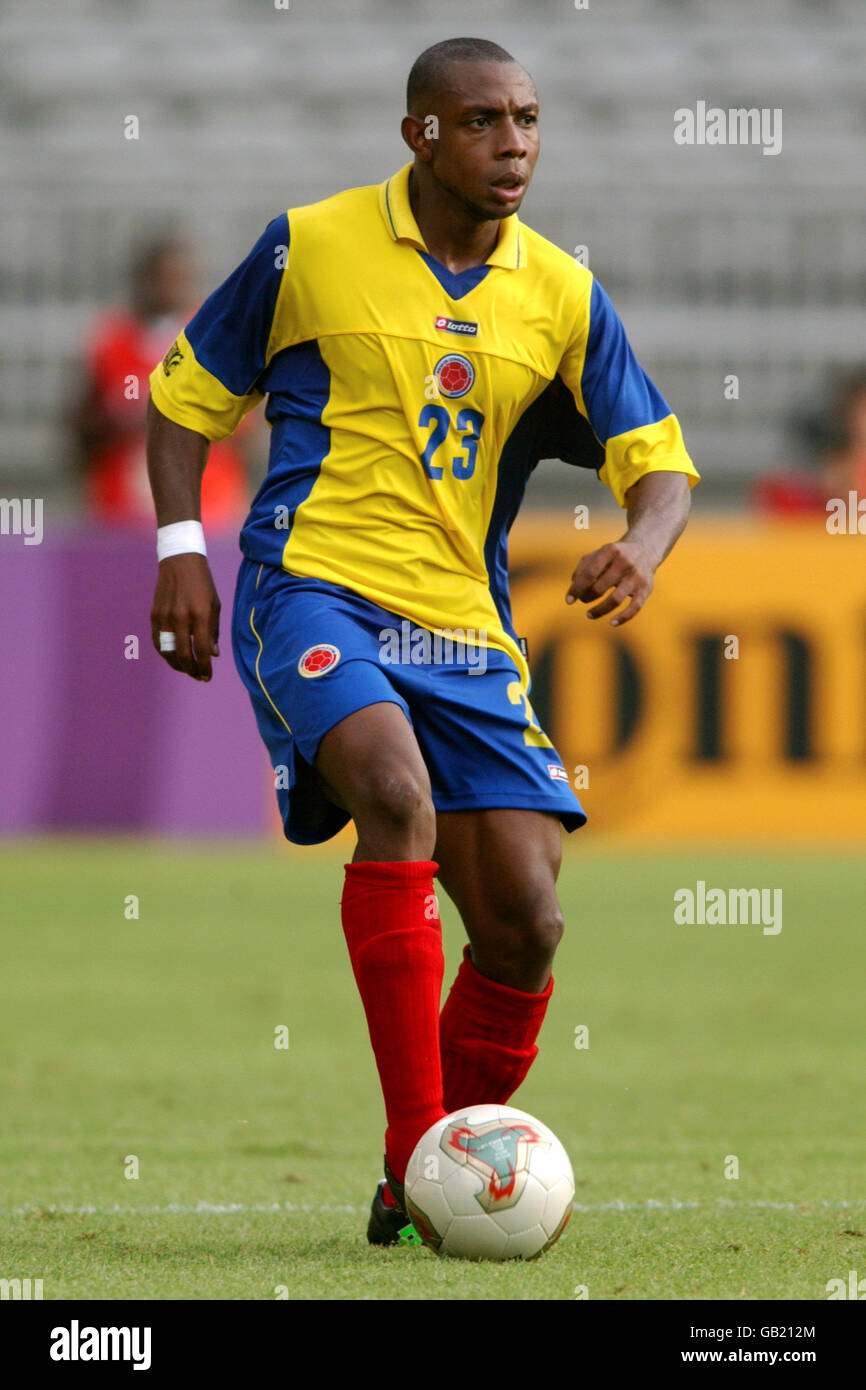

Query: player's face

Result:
[425,61,540,221]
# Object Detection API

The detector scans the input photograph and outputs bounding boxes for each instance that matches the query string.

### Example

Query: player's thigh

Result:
[434,807,563,937]
[232,561,434,831]
[316,700,434,828]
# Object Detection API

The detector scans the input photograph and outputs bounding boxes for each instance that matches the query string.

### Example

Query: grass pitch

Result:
[0,837,862,1301]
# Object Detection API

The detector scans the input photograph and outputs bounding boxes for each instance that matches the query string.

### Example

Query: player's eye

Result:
[469,117,490,128]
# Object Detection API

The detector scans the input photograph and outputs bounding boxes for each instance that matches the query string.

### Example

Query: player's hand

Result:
[565,539,656,627]
[150,553,221,681]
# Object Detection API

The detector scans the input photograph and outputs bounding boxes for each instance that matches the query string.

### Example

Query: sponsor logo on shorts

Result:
[548,764,569,782]
[434,353,475,398]
[298,644,340,677]
[434,315,479,337]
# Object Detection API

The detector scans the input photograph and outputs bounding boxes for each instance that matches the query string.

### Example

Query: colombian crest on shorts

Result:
[441,1118,546,1212]
[298,644,341,677]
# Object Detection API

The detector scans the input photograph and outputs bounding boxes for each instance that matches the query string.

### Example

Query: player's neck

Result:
[408,166,500,274]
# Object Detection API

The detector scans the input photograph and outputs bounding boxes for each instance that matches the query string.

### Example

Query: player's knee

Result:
[518,899,564,966]
[360,768,434,837]
[472,893,564,987]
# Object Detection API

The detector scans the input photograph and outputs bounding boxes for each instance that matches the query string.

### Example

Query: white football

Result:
[404,1103,574,1260]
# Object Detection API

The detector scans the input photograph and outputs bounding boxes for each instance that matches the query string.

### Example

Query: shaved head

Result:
[407,37,524,116]
[401,37,539,233]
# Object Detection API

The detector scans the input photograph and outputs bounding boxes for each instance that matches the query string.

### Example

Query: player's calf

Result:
[317,701,447,1191]
[472,897,565,992]
[434,893,563,1113]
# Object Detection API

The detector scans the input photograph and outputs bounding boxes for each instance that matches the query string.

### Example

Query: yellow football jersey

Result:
[150,161,698,686]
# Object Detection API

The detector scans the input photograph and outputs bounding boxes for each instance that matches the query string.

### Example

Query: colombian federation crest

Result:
[442,1118,547,1212]
[297,644,340,677]
[434,352,475,398]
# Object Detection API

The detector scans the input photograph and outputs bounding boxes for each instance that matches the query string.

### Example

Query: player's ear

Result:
[401,114,434,163]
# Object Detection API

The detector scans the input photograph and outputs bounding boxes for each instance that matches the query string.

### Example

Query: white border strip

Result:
[3,1197,865,1218]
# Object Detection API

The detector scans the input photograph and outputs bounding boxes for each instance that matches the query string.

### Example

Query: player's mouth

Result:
[490,173,526,204]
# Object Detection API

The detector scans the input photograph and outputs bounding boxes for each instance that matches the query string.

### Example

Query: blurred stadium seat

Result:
[1,0,864,506]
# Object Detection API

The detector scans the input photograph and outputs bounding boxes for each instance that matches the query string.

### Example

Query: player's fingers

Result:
[158,646,185,675]
[169,621,200,679]
[609,593,646,627]
[151,615,182,671]
[577,558,630,607]
[571,544,615,588]
[586,580,631,620]
[588,564,650,617]
[566,545,617,604]
[151,607,198,678]
[191,611,217,682]
[590,571,653,624]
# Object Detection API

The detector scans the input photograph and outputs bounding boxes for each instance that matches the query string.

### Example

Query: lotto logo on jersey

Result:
[298,644,341,677]
[434,353,475,398]
[434,315,479,337]
[548,764,569,782]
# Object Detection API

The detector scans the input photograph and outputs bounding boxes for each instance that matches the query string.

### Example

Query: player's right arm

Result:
[146,214,289,680]
[147,400,219,681]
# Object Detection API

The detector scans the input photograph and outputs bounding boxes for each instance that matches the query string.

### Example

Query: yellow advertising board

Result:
[508,515,866,843]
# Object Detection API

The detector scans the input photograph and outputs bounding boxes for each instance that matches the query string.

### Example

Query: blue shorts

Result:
[231,558,587,845]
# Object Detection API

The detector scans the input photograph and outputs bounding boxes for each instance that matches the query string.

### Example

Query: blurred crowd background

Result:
[2,0,865,514]
[2,0,865,840]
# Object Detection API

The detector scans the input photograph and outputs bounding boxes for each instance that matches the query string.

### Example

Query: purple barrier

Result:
[0,527,274,835]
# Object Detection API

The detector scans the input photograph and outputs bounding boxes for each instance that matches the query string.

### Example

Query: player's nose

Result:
[496,120,531,159]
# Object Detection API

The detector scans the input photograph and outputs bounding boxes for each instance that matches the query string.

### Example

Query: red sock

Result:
[341,860,446,1183]
[439,945,554,1113]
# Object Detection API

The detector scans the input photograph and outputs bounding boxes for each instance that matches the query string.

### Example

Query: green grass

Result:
[0,838,863,1300]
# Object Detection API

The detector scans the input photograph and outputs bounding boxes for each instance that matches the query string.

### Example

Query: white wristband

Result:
[157,520,207,562]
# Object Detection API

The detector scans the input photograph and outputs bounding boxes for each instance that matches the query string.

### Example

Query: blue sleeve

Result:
[184,213,289,397]
[580,278,671,442]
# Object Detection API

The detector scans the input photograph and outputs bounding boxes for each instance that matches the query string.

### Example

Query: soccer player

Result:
[71,236,249,528]
[146,37,699,1245]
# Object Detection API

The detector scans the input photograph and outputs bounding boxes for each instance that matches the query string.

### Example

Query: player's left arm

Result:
[557,275,700,625]
[565,470,690,626]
